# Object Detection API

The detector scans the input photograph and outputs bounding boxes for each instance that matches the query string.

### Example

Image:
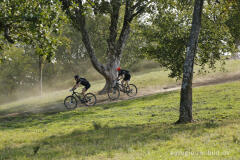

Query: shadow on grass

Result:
[0,121,229,160]
[0,100,66,116]
[0,108,96,130]
[0,92,174,130]
[99,91,175,110]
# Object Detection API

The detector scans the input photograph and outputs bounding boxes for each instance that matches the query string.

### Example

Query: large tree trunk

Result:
[79,18,122,94]
[76,1,122,94]
[176,0,204,124]
[99,59,120,94]
[60,0,146,94]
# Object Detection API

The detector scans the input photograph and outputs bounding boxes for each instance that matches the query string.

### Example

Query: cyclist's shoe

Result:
[126,87,130,93]
[119,87,124,92]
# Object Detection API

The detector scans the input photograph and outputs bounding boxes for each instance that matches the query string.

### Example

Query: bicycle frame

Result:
[113,80,127,93]
[71,91,83,102]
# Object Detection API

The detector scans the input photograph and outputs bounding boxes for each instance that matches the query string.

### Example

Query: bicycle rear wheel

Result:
[84,93,97,106]
[108,87,120,100]
[126,84,137,97]
[64,96,78,109]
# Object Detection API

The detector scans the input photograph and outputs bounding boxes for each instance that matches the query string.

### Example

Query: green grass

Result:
[0,81,240,160]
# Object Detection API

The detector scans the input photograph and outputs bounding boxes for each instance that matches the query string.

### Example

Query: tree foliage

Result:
[225,0,240,45]
[141,0,237,78]
[0,0,66,61]
[0,47,37,95]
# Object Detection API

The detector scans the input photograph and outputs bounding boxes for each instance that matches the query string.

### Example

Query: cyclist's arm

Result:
[117,75,124,80]
[72,83,80,91]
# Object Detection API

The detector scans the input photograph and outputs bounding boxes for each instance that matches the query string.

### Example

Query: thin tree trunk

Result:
[4,25,14,44]
[234,39,240,59]
[39,55,43,96]
[176,0,204,124]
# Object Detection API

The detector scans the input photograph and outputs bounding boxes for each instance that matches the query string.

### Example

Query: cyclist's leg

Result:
[121,75,125,87]
[83,83,91,102]
[121,77,127,92]
[124,74,130,86]
[82,84,90,102]
[81,87,86,97]
[126,80,129,87]
[83,84,90,95]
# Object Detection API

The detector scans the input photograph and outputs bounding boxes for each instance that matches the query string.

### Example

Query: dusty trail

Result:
[98,72,240,104]
[1,72,240,119]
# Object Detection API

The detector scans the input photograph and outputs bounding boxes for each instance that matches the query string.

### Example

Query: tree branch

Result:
[131,1,142,10]
[60,0,106,75]
[4,25,14,44]
[107,0,121,54]
[116,0,148,56]
[131,5,146,20]
[86,0,95,8]
[130,0,149,20]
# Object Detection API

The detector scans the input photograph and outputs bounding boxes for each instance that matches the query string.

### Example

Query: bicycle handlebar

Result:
[70,89,79,94]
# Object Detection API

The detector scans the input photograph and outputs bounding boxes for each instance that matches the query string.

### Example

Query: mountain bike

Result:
[108,79,137,100]
[64,90,96,110]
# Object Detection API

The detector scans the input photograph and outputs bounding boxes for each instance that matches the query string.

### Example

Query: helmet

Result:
[116,67,121,71]
[74,75,79,80]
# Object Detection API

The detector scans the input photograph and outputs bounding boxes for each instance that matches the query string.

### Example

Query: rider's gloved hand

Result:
[69,88,73,92]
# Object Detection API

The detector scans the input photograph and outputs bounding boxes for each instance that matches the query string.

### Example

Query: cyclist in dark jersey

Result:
[116,67,131,88]
[70,75,91,96]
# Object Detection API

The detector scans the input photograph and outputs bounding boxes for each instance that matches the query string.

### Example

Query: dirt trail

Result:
[1,72,240,119]
[103,72,240,103]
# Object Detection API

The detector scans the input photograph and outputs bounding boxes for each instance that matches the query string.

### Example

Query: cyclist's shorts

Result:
[124,74,131,81]
[84,83,91,90]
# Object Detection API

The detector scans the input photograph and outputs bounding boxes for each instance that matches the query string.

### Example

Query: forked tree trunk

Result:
[60,0,146,94]
[176,0,204,124]
[77,4,122,94]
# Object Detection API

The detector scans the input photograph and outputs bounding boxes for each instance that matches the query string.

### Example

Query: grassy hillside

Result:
[0,81,240,160]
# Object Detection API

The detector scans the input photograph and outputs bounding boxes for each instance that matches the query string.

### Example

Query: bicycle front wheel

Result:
[84,93,97,106]
[108,87,120,100]
[64,96,78,110]
[126,84,137,97]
